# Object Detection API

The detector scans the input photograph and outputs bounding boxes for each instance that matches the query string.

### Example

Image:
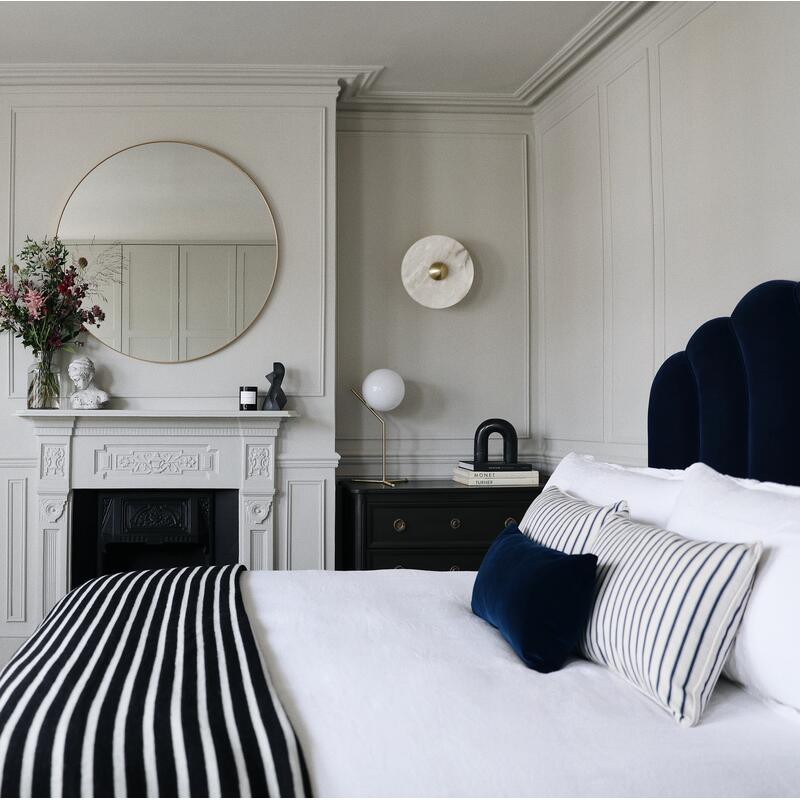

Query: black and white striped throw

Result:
[0,564,310,798]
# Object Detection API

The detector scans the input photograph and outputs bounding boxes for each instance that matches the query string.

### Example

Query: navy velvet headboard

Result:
[648,280,800,485]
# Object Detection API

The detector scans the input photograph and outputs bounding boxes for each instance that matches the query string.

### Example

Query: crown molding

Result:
[339,1,654,113]
[0,63,382,92]
[0,2,652,108]
[514,0,651,106]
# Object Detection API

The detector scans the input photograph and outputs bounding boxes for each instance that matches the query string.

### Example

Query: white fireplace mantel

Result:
[16,409,299,419]
[17,409,297,614]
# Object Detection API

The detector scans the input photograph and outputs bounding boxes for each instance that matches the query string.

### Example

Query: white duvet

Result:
[242,569,800,798]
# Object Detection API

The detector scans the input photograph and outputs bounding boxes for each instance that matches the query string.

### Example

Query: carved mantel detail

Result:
[41,445,65,478]
[40,497,67,523]
[117,451,198,475]
[246,499,273,524]
[95,447,217,478]
[246,445,271,479]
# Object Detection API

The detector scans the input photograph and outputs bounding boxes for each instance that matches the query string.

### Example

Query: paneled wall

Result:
[0,82,339,662]
[336,112,536,477]
[338,2,800,476]
[533,1,800,468]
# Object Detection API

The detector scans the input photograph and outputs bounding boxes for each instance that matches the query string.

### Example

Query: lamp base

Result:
[351,477,409,488]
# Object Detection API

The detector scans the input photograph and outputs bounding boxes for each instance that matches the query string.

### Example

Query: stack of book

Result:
[453,461,540,487]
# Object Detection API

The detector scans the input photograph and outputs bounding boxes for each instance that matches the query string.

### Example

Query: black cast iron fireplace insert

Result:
[71,489,238,587]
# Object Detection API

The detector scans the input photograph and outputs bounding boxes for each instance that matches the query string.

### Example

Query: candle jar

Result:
[239,386,258,411]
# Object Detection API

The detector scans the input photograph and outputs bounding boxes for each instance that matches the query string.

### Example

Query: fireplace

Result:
[71,489,239,586]
[17,408,295,614]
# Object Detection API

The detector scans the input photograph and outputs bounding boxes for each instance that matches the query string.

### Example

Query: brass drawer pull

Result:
[450,517,461,530]
[393,518,406,533]
[449,565,461,571]
[394,565,405,569]
[504,516,517,527]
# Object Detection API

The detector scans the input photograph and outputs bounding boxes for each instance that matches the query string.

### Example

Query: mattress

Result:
[242,569,800,798]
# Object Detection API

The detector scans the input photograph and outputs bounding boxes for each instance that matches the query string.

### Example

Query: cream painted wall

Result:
[532,1,800,469]
[338,2,800,477]
[336,112,536,477]
[0,82,339,660]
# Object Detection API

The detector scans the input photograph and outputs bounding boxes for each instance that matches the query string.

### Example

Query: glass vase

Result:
[27,353,62,409]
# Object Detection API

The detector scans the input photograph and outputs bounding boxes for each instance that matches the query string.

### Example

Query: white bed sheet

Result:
[242,569,800,798]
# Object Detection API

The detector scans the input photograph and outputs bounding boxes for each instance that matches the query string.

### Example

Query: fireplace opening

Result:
[71,489,238,587]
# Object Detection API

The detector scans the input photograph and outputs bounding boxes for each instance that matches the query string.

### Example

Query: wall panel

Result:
[336,113,534,475]
[530,2,800,468]
[606,56,654,444]
[285,478,326,569]
[2,477,27,623]
[6,102,329,401]
[659,2,800,354]
[540,93,605,443]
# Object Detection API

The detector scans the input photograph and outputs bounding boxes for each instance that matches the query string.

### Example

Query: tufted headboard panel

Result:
[648,280,800,485]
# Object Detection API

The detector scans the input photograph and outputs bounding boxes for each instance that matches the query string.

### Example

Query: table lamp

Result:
[351,369,408,487]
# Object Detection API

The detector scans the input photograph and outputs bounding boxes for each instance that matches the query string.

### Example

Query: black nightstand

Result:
[336,479,544,571]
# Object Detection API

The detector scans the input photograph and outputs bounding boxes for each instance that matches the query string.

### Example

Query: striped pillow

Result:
[519,485,628,554]
[582,516,762,726]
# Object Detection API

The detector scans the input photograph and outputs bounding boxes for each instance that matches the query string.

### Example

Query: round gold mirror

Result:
[57,141,278,363]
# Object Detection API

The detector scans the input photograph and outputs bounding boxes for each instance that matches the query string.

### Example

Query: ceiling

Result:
[0,1,608,95]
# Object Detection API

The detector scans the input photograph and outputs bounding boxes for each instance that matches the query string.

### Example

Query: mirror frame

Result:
[56,140,279,364]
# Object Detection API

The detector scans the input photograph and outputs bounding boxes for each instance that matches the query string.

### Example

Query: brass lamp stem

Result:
[350,387,408,487]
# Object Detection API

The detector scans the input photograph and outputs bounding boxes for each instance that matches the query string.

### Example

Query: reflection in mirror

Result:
[57,142,277,363]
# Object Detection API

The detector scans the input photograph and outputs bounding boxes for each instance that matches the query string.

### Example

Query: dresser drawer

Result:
[368,503,522,548]
[336,479,544,570]
[366,548,486,572]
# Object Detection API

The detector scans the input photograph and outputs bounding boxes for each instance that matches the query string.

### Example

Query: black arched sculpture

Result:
[467,418,533,471]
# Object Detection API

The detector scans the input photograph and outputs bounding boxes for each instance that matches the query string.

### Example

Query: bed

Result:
[244,568,800,797]
[2,279,800,798]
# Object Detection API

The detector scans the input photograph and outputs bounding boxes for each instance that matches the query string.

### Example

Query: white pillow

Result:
[730,473,800,496]
[667,462,800,713]
[583,514,761,726]
[547,452,683,528]
[518,485,628,554]
[629,465,687,479]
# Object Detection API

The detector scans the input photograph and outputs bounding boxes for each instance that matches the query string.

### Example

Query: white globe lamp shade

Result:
[361,369,405,412]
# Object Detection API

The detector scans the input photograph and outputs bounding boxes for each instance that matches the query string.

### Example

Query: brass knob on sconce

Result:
[428,262,449,281]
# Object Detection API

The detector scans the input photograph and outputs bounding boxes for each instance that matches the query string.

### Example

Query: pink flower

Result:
[23,287,45,319]
[0,281,17,302]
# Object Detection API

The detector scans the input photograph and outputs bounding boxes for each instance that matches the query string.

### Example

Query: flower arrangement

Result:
[0,236,106,408]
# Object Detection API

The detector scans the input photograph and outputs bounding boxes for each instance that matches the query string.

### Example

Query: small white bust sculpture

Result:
[68,356,109,410]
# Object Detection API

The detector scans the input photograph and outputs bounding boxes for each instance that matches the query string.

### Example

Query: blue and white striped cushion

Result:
[582,517,762,726]
[518,485,628,554]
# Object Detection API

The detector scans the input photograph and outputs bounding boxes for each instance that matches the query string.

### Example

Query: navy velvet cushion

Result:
[471,524,598,673]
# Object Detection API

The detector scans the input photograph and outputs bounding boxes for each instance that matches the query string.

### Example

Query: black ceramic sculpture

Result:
[467,418,533,471]
[262,362,287,411]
